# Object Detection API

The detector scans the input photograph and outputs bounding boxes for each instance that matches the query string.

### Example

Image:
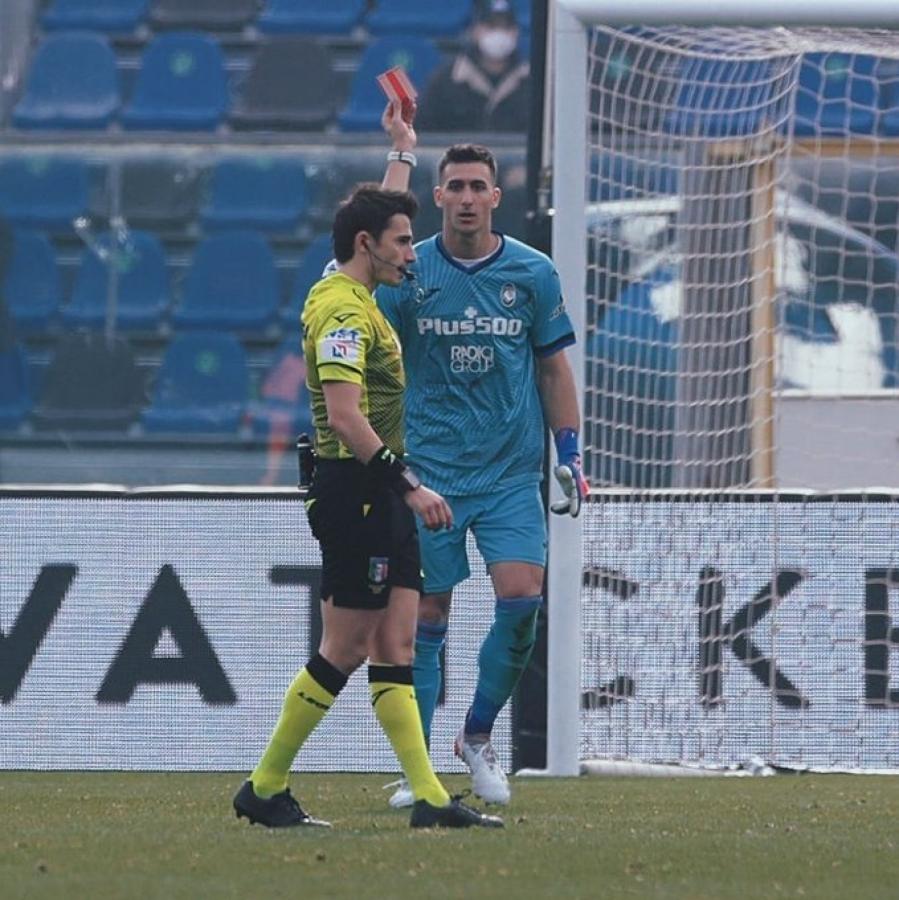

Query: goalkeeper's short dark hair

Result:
[332,183,419,263]
[438,144,498,183]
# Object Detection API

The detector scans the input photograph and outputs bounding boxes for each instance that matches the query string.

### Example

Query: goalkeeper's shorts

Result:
[418,482,547,594]
[306,459,423,609]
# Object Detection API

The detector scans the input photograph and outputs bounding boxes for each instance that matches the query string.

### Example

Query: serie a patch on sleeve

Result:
[319,326,362,363]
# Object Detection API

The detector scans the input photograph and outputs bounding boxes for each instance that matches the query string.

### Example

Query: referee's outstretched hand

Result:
[406,486,453,531]
[382,100,416,152]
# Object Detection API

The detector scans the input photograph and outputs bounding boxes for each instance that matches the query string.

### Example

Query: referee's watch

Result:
[399,467,422,492]
[368,444,422,495]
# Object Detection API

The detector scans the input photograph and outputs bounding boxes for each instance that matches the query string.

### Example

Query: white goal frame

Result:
[545,0,899,776]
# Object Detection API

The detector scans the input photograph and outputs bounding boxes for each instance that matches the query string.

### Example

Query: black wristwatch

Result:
[368,444,422,495]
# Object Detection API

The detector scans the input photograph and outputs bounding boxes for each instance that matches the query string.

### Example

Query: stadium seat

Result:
[13,33,119,130]
[42,0,149,31]
[246,338,312,438]
[366,0,471,37]
[338,36,441,131]
[172,231,280,331]
[200,156,309,231]
[149,0,258,30]
[878,60,899,136]
[62,230,169,330]
[121,32,229,131]
[3,230,62,330]
[111,157,202,228]
[0,343,32,431]
[510,0,531,32]
[665,57,791,138]
[258,0,366,35]
[142,331,249,433]
[793,53,879,137]
[588,29,672,134]
[0,156,88,228]
[588,272,678,488]
[589,151,679,203]
[231,38,341,131]
[280,233,334,328]
[32,331,145,431]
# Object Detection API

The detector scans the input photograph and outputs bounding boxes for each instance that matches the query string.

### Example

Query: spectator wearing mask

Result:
[416,0,529,133]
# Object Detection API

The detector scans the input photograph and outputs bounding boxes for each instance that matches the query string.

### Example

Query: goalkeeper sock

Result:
[370,664,450,808]
[465,596,542,736]
[250,653,347,798]
[413,620,447,746]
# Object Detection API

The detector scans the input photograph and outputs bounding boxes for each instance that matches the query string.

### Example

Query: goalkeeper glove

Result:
[551,428,589,517]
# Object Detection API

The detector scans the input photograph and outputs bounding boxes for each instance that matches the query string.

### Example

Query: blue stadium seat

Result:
[0,156,88,227]
[665,57,792,138]
[42,0,149,31]
[172,231,279,331]
[338,36,441,131]
[142,331,249,434]
[280,233,333,328]
[247,338,312,438]
[62,230,169,330]
[3,230,62,330]
[258,0,365,34]
[0,343,32,431]
[794,53,878,137]
[510,0,531,31]
[121,32,228,131]
[366,0,471,37]
[13,33,119,130]
[200,157,309,231]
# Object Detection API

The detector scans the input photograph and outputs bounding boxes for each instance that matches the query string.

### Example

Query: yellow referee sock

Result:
[250,653,348,799]
[369,663,450,808]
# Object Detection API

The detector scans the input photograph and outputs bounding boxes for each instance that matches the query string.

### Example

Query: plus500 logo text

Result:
[417,316,523,336]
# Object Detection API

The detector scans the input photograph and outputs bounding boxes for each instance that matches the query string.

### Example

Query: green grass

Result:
[2,772,898,899]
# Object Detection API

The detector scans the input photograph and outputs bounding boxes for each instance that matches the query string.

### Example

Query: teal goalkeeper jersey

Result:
[377,232,575,496]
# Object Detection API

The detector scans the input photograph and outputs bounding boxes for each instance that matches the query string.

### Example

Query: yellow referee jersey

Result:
[302,271,406,460]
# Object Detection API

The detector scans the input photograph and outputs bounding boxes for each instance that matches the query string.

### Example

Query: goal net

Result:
[547,1,899,775]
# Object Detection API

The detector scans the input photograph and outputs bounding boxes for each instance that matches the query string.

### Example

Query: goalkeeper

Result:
[233,184,501,830]
[377,104,586,807]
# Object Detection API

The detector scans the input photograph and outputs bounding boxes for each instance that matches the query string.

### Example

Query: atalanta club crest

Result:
[500,282,517,308]
[414,286,441,304]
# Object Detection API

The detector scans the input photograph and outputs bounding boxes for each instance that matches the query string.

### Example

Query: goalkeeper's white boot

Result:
[383,778,414,809]
[454,727,511,805]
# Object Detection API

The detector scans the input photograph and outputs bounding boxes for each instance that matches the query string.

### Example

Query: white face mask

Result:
[477,28,517,62]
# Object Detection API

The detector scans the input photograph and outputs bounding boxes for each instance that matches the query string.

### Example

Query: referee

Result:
[233,184,502,830]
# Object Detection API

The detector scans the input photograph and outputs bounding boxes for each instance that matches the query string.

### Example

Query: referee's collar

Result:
[330,271,376,304]
[436,231,505,274]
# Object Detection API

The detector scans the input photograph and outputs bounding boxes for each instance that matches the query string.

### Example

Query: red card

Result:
[377,66,417,123]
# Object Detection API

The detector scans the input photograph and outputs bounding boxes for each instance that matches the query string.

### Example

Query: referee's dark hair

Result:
[437,144,498,182]
[332,183,419,263]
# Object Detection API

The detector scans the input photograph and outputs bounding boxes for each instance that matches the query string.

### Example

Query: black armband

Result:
[367,445,422,494]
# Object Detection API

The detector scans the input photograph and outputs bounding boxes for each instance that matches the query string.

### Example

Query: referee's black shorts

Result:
[305,458,422,609]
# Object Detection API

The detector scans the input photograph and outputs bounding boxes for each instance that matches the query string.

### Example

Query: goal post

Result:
[559,0,899,27]
[545,0,899,776]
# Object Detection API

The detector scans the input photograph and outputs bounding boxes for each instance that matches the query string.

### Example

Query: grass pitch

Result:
[2,771,898,899]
